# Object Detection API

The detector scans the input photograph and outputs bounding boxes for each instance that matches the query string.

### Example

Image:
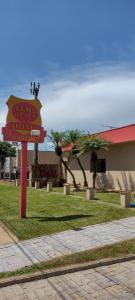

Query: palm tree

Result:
[48,130,78,188]
[78,136,110,189]
[48,131,66,148]
[64,130,88,187]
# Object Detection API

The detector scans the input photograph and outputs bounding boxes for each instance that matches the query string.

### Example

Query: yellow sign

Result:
[6,95,42,125]
[2,95,46,143]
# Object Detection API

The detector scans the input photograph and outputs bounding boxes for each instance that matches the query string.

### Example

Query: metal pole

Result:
[34,91,38,165]
[30,82,40,165]
[9,156,12,182]
[34,142,38,165]
[20,142,27,218]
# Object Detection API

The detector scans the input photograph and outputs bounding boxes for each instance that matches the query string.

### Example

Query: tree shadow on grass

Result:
[28,214,92,222]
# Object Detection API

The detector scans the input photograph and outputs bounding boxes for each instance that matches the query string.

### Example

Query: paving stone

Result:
[1,216,135,273]
[25,291,38,300]
[2,259,135,299]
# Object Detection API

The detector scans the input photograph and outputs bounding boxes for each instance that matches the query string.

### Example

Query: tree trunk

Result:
[0,162,1,179]
[76,156,88,187]
[3,161,6,181]
[92,170,97,189]
[91,151,98,190]
[9,156,12,182]
[60,156,78,189]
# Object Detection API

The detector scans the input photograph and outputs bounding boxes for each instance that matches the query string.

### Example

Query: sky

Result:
[0,0,135,149]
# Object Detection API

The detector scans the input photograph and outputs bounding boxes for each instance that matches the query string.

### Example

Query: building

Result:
[3,150,61,182]
[15,150,60,169]
[3,123,135,191]
[67,124,135,191]
[17,150,61,185]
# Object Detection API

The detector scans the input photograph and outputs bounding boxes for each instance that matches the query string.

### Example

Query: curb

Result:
[1,254,135,288]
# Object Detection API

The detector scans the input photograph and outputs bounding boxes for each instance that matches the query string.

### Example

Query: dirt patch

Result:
[0,223,18,245]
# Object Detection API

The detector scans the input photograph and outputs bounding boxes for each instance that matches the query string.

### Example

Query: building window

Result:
[90,159,106,173]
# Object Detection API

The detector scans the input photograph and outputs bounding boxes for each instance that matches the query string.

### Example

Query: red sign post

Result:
[2,95,46,218]
[20,142,27,218]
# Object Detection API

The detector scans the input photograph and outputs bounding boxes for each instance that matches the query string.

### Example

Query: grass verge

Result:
[1,238,135,280]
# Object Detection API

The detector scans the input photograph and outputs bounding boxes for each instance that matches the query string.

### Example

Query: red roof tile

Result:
[98,124,135,144]
[62,143,74,153]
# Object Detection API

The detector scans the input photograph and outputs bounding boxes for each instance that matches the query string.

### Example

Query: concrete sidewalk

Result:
[1,216,135,273]
[1,257,135,299]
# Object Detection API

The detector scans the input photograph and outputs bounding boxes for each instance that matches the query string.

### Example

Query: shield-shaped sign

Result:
[2,95,46,143]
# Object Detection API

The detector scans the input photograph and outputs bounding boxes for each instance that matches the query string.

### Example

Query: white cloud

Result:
[1,63,135,149]
[40,63,135,134]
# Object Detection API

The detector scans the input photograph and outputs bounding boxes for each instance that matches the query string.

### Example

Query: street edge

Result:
[1,254,135,288]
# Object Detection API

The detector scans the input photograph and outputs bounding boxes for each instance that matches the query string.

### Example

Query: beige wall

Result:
[11,142,135,190]
[68,141,135,191]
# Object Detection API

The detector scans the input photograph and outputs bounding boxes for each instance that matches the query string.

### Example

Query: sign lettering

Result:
[2,95,46,143]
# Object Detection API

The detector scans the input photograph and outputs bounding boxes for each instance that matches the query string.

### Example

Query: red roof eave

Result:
[98,123,135,144]
[62,143,74,153]
[62,123,135,153]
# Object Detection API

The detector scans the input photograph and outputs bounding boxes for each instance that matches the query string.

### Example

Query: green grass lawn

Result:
[1,184,135,240]
[53,187,122,205]
[95,191,120,205]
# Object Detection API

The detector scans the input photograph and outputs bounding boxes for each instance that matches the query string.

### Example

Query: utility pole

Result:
[30,82,40,165]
